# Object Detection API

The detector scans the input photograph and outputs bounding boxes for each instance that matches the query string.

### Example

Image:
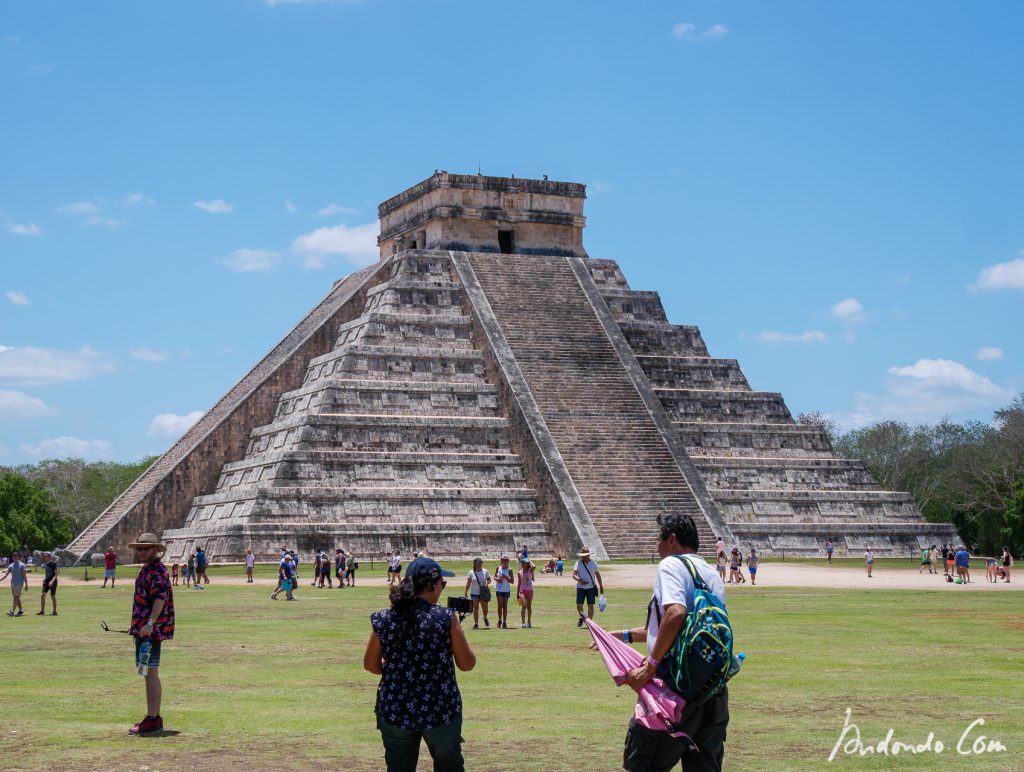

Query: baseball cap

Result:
[405,557,455,585]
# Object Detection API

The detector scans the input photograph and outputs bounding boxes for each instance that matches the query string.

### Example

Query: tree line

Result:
[0,457,157,556]
[799,392,1024,556]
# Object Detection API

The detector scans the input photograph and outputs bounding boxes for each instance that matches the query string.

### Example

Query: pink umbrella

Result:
[584,618,690,737]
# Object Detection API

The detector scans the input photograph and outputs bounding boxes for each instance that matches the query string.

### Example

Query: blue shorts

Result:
[577,587,597,605]
[104,569,116,579]
[496,590,511,598]
[135,637,162,669]
[749,567,757,575]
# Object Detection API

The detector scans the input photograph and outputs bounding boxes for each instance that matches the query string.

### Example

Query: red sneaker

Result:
[129,715,163,735]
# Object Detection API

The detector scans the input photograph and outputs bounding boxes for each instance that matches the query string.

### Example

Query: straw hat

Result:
[127,533,166,552]
[578,547,591,558]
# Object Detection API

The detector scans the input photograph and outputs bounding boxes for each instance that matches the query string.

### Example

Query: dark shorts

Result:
[42,579,58,594]
[576,587,597,605]
[378,716,464,772]
[496,590,511,599]
[134,637,162,669]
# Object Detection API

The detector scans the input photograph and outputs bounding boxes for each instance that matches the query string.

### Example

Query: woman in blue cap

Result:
[364,556,476,771]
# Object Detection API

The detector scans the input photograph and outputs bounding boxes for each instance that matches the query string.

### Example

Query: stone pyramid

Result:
[68,172,958,563]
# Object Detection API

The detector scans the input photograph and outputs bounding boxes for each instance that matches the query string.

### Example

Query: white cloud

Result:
[671,22,696,38]
[193,198,234,214]
[83,215,126,228]
[976,347,1004,361]
[124,192,156,206]
[147,410,203,438]
[752,330,828,344]
[315,203,359,218]
[831,297,865,322]
[0,390,56,421]
[224,248,280,272]
[671,22,727,41]
[0,344,115,386]
[968,255,1024,292]
[130,348,169,363]
[589,181,611,194]
[6,291,30,306]
[291,221,378,268]
[285,200,297,214]
[19,436,114,460]
[703,24,729,39]
[57,201,99,216]
[841,358,1013,428]
[6,221,42,236]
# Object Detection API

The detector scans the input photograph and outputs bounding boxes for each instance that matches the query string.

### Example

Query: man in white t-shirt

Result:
[619,513,730,771]
[572,548,604,627]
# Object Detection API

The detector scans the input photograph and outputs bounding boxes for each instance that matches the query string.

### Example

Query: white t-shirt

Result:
[574,559,600,588]
[245,554,255,569]
[467,568,490,595]
[494,565,514,591]
[647,554,725,657]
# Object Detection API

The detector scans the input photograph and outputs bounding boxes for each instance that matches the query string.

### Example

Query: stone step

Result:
[585,259,630,289]
[274,379,499,420]
[245,414,512,455]
[675,421,834,456]
[214,449,527,492]
[336,310,475,350]
[696,456,880,491]
[645,359,750,390]
[657,389,792,423]
[161,520,551,564]
[598,288,670,324]
[619,322,710,358]
[363,280,466,317]
[716,488,923,523]
[303,344,486,385]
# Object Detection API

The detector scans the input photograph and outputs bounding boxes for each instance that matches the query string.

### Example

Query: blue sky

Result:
[1,1,1022,464]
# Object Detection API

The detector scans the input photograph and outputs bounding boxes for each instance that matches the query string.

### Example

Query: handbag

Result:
[476,571,492,601]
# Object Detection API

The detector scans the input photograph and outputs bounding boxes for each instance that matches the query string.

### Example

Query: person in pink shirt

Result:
[517,558,536,628]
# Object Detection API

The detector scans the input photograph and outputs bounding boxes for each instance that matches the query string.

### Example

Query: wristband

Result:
[647,656,660,668]
[621,629,629,643]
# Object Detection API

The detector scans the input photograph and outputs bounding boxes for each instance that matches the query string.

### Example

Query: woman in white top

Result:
[245,549,255,583]
[493,555,515,629]
[463,557,491,629]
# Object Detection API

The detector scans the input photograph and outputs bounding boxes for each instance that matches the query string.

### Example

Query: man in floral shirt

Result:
[127,532,175,735]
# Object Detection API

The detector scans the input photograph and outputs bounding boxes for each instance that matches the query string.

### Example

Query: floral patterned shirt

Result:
[131,560,175,641]
[370,599,460,730]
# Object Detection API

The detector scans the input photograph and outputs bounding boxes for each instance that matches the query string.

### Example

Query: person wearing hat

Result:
[517,557,536,628]
[102,545,118,588]
[572,547,603,627]
[364,556,475,771]
[127,532,175,735]
[463,557,491,629]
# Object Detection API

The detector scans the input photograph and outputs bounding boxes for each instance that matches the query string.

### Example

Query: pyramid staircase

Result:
[584,259,959,556]
[161,253,550,561]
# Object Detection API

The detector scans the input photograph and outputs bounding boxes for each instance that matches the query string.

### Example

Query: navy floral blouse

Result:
[370,599,461,730]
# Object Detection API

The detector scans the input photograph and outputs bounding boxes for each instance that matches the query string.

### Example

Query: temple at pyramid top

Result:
[377,172,588,259]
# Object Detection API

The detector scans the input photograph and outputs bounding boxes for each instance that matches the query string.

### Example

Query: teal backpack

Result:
[652,555,737,704]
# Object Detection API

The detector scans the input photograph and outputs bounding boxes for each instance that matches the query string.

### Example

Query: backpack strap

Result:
[646,554,706,628]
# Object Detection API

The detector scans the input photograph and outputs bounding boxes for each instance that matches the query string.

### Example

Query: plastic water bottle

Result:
[727,651,746,678]
[598,594,607,612]
[137,639,152,677]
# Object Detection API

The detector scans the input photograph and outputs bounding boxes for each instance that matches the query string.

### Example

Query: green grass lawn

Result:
[1,563,1021,771]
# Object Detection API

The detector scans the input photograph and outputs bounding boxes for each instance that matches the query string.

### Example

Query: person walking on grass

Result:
[346,552,358,586]
[1,551,27,616]
[573,547,603,627]
[127,532,175,736]
[747,547,760,586]
[865,545,874,578]
[271,554,297,600]
[171,562,179,586]
[320,552,333,589]
[102,546,117,588]
[245,548,255,583]
[464,557,491,629]
[364,557,475,771]
[826,539,834,565]
[929,545,940,575]
[37,552,59,616]
[493,555,515,628]
[517,558,535,628]
[728,549,742,584]
[185,552,195,588]
[619,513,729,772]
[195,546,209,585]
[716,551,728,583]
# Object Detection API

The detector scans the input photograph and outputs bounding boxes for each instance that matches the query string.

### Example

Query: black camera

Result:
[446,595,472,620]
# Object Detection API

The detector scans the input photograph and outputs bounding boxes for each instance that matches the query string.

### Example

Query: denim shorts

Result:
[135,637,162,669]
[576,587,597,605]
[104,569,116,579]
[496,590,511,599]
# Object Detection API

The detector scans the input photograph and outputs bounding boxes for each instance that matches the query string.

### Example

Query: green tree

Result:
[0,471,73,555]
